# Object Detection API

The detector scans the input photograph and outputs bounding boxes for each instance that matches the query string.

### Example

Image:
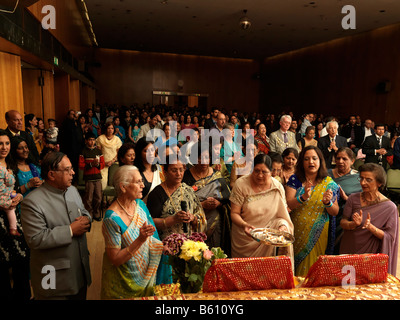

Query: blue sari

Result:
[101,199,171,299]
[17,163,41,197]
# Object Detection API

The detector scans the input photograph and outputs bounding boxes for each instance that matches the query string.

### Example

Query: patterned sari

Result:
[155,183,206,240]
[287,175,339,276]
[183,169,231,255]
[101,199,164,299]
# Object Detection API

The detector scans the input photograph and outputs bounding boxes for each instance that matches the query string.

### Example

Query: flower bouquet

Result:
[162,232,227,293]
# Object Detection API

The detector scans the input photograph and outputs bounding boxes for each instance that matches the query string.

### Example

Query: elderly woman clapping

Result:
[101,165,165,299]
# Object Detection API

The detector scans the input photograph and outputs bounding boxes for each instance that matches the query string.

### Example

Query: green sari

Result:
[101,199,164,299]
[287,175,339,276]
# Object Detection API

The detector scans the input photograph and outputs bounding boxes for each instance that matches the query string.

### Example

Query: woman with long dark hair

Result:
[285,145,340,276]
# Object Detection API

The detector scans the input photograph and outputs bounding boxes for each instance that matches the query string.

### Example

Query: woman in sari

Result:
[101,165,164,299]
[220,123,243,175]
[281,147,299,186]
[134,137,164,204]
[340,163,399,276]
[328,147,362,253]
[10,137,42,197]
[147,158,206,240]
[182,142,231,255]
[285,145,339,276]
[230,154,294,261]
[96,121,123,190]
[254,123,270,155]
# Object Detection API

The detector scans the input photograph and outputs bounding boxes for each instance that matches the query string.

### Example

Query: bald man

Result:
[5,110,40,164]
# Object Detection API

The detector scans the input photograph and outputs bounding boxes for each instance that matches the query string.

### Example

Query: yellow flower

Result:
[179,240,208,262]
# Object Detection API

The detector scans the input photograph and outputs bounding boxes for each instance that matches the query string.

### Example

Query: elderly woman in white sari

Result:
[230,154,294,264]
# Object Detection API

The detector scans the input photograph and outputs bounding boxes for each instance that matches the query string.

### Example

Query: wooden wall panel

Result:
[0,52,24,129]
[91,49,261,113]
[42,70,56,124]
[22,69,56,126]
[260,24,400,124]
[54,73,70,124]
[27,0,92,60]
[80,85,96,111]
[22,69,42,118]
[69,79,81,111]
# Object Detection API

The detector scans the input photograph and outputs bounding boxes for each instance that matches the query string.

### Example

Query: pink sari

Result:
[340,193,399,275]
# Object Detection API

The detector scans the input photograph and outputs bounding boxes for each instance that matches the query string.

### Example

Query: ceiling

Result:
[84,0,400,60]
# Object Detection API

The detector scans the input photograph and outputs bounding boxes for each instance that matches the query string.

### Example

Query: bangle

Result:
[24,182,31,191]
[126,246,134,257]
[324,200,333,208]
[296,194,304,204]
[163,218,168,229]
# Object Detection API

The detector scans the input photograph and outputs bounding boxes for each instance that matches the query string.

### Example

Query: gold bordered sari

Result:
[101,199,163,299]
[183,169,231,255]
[286,175,339,276]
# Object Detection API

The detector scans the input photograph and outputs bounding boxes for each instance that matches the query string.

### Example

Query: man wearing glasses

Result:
[21,152,92,300]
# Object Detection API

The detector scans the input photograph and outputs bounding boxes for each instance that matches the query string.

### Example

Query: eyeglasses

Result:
[357,177,374,183]
[130,179,144,186]
[253,169,271,176]
[53,166,74,174]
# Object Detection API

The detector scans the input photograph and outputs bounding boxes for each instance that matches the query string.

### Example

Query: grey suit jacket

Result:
[269,130,299,154]
[21,182,92,298]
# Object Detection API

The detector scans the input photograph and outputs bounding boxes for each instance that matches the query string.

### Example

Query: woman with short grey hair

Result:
[340,163,399,275]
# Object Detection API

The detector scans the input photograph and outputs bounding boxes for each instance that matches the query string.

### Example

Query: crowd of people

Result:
[0,104,399,300]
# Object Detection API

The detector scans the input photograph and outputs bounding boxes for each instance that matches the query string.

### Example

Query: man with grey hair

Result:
[317,120,348,168]
[21,152,92,300]
[269,115,299,154]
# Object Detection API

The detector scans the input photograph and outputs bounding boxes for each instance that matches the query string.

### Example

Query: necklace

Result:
[335,168,351,178]
[193,167,210,180]
[361,192,380,206]
[116,199,136,218]
[163,183,183,213]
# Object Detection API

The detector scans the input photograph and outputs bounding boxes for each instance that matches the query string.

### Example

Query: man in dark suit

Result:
[362,123,393,170]
[204,107,219,129]
[317,120,348,169]
[5,110,40,164]
[341,115,364,152]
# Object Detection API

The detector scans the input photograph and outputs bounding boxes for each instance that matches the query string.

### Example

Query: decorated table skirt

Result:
[142,275,400,300]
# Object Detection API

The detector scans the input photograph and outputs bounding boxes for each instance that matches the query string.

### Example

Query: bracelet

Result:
[163,218,168,229]
[323,200,333,208]
[296,194,304,204]
[126,246,134,257]
[24,182,31,191]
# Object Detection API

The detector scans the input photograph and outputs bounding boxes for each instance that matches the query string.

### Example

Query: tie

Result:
[378,137,383,164]
[283,133,288,143]
[350,127,355,143]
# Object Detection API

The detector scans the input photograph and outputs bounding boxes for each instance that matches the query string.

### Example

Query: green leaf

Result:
[188,273,198,282]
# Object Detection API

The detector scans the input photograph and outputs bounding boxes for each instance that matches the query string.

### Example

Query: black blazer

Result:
[341,124,364,148]
[317,135,348,168]
[362,134,393,168]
